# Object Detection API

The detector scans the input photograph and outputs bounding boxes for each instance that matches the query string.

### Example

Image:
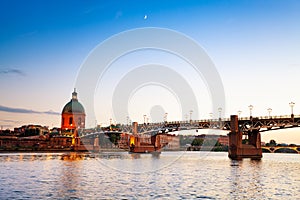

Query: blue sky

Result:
[1,0,300,143]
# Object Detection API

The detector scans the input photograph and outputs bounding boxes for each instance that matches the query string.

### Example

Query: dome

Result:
[62,99,85,114]
[62,88,85,114]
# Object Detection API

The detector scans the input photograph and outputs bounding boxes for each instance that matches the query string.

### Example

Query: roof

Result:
[62,99,85,114]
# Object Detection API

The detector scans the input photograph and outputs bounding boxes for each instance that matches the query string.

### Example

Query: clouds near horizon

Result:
[0,105,59,115]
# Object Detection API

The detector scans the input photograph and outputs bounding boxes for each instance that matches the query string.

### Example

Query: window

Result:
[69,117,73,125]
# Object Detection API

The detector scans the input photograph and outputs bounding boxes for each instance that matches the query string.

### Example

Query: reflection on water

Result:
[230,159,264,199]
[59,160,84,199]
[0,152,299,199]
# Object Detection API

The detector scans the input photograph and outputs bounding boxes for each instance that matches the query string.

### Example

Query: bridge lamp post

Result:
[109,118,112,131]
[267,108,272,118]
[238,110,242,118]
[164,113,168,123]
[185,114,188,122]
[248,105,253,120]
[209,113,213,120]
[289,102,295,115]
[143,115,147,124]
[289,102,295,121]
[126,116,129,125]
[218,107,222,121]
[189,110,193,122]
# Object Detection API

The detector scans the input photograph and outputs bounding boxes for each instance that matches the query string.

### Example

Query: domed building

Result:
[61,89,85,133]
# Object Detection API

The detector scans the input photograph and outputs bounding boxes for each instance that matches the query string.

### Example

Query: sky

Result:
[1,0,300,143]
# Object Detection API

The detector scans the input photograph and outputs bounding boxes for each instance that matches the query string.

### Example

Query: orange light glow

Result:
[130,136,135,146]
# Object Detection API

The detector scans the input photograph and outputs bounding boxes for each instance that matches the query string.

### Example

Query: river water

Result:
[0,151,299,199]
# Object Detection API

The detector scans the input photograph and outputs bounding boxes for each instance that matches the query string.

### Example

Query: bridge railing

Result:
[236,114,297,121]
[111,114,300,128]
[164,115,297,124]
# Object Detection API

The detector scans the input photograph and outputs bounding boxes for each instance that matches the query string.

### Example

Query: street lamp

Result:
[248,105,254,118]
[164,113,168,122]
[143,115,147,124]
[267,108,272,118]
[218,107,222,120]
[238,110,242,118]
[289,102,295,115]
[189,110,193,121]
[126,116,129,125]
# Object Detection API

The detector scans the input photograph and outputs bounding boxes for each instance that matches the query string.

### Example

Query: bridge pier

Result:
[132,122,138,135]
[93,137,100,152]
[228,115,262,160]
[129,125,165,153]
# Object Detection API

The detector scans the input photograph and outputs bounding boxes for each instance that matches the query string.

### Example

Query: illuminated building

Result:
[61,89,85,135]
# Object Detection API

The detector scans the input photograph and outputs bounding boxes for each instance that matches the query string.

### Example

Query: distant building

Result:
[61,89,85,135]
[0,89,87,151]
[14,125,49,137]
[163,134,180,150]
[218,135,229,146]
[192,134,229,146]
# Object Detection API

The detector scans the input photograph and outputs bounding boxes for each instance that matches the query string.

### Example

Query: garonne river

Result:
[0,152,299,199]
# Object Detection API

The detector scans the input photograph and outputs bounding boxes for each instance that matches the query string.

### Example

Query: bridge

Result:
[76,114,300,159]
[262,146,300,153]
[80,114,300,137]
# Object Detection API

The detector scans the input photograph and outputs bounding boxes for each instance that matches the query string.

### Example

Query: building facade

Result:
[61,89,85,134]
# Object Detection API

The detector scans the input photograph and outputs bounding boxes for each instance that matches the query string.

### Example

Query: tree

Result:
[269,139,277,147]
[191,138,203,146]
[179,135,194,146]
[108,133,120,145]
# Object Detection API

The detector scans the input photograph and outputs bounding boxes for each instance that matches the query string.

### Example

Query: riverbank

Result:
[1,146,299,154]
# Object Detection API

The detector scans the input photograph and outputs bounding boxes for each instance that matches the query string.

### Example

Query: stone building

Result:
[61,89,85,135]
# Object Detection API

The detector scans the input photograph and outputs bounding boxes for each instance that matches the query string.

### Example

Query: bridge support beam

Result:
[93,137,100,152]
[228,115,262,160]
[132,122,138,135]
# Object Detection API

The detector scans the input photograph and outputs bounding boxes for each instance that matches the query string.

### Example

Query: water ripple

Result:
[0,152,299,199]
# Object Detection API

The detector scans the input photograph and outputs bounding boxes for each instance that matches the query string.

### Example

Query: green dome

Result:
[62,99,85,114]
